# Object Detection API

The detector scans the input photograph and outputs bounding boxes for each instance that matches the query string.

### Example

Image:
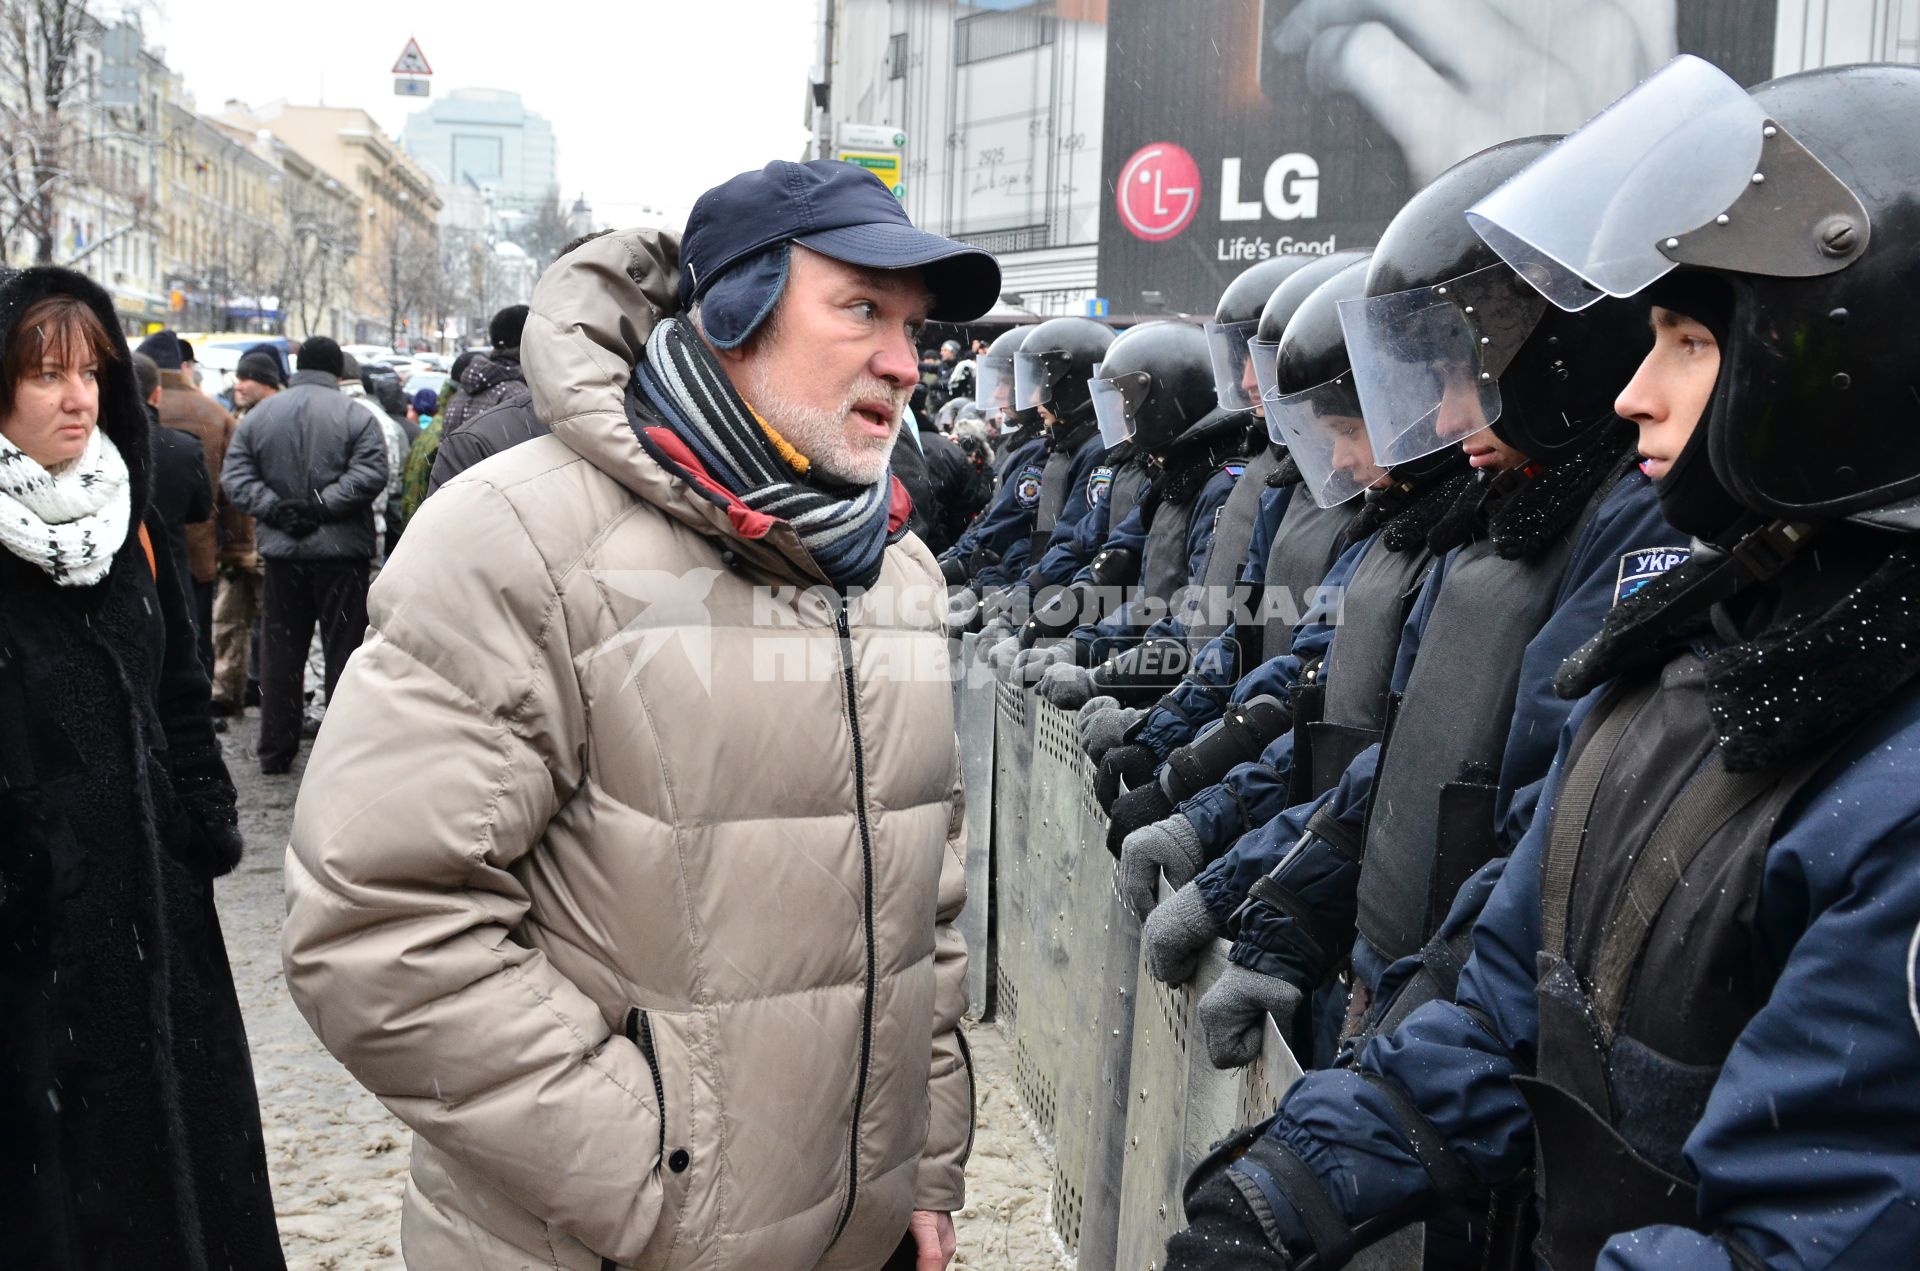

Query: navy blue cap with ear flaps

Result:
[680,159,1002,349]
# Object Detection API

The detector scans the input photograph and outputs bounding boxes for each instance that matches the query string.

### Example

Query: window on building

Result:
[888,31,908,79]
[955,9,1056,65]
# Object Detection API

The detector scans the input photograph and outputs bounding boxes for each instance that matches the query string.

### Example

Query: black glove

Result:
[264,500,321,538]
[1165,1170,1292,1270]
[1106,776,1176,857]
[1096,741,1161,819]
[939,555,970,588]
[165,760,246,878]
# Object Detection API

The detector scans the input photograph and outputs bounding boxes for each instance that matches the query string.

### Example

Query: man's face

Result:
[233,378,276,409]
[722,245,929,486]
[1460,427,1529,472]
[1239,355,1263,419]
[1615,307,1719,481]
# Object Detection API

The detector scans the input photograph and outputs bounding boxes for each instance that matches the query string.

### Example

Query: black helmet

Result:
[1249,250,1371,404]
[1013,316,1115,424]
[1722,65,1920,528]
[972,326,1031,424]
[1267,259,1384,507]
[1466,57,1920,528]
[1088,321,1219,455]
[1345,137,1649,469]
[1207,256,1318,412]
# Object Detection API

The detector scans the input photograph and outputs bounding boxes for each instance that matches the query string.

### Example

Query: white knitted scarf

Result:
[0,423,131,586]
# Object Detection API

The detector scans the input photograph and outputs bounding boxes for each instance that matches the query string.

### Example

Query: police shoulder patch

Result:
[1614,545,1692,605]
[1088,464,1115,508]
[1014,464,1044,509]
[1222,461,1247,480]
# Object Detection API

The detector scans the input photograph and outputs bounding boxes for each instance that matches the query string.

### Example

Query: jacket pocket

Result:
[625,1008,668,1168]
[602,1006,712,1271]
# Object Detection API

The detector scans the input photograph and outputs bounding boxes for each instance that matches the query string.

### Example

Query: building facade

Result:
[400,88,559,218]
[807,0,1108,318]
[223,103,443,345]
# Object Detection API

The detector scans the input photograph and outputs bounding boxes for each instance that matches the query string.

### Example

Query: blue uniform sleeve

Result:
[974,535,1031,590]
[1181,729,1301,873]
[1217,750,1379,981]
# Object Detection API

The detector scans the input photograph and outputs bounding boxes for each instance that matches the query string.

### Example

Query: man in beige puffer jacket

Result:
[284,161,1001,1270]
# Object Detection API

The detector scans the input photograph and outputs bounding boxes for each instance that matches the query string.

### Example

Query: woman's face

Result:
[2,339,100,469]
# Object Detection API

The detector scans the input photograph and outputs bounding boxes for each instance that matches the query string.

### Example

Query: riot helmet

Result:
[1267,260,1387,507]
[1337,137,1649,470]
[1207,256,1317,412]
[1470,56,1920,530]
[1088,321,1220,456]
[973,326,1030,424]
[1247,251,1370,409]
[1013,317,1115,424]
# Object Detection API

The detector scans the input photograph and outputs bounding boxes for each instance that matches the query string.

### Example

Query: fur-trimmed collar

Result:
[1558,536,1920,772]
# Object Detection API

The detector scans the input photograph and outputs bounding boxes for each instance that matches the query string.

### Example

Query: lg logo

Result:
[1117,144,1323,242]
[1116,143,1201,242]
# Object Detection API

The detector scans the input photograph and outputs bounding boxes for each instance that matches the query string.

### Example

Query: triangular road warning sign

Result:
[392,38,432,76]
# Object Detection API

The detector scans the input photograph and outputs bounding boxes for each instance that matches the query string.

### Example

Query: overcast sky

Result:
[147,0,818,226]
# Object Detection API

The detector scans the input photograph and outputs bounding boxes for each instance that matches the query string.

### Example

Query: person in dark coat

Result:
[890,401,940,548]
[133,350,215,624]
[0,265,284,1269]
[219,334,388,774]
[439,304,532,437]
[425,390,552,497]
[918,405,985,554]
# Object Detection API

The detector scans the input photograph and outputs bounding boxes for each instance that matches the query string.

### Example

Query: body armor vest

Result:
[1292,532,1433,803]
[1028,422,1098,558]
[1519,655,1831,1270]
[1258,483,1364,661]
[1354,520,1586,965]
[1184,447,1278,647]
[1140,485,1201,604]
[1107,459,1152,543]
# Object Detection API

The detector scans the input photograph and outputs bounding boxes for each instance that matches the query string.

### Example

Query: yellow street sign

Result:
[837,150,906,200]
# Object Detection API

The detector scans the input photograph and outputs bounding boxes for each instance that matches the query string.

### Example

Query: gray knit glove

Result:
[987,634,1024,677]
[978,614,1017,647]
[944,588,980,637]
[1036,661,1097,709]
[1120,813,1204,920]
[1142,881,1221,987]
[1012,642,1073,683]
[1076,698,1144,761]
[1198,964,1303,1070]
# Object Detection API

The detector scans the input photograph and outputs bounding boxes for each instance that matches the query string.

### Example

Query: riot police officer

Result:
[1170,59,1920,1271]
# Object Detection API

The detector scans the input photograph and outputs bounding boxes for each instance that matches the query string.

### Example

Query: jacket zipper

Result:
[828,603,879,1248]
[625,1006,667,1166]
[955,1026,977,1160]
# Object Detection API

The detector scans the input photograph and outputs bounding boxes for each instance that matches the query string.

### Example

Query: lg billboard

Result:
[1096,0,1780,314]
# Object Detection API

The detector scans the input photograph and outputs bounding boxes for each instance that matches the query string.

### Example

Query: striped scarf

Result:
[630,317,897,590]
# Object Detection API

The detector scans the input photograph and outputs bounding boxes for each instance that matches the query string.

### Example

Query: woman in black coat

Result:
[0,266,285,1269]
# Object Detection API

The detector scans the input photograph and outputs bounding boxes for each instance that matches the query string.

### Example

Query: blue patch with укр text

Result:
[1615,545,1692,605]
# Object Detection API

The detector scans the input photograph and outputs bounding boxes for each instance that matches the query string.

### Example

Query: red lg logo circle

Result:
[1116,142,1201,242]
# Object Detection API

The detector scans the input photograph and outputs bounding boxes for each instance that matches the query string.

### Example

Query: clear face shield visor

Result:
[1089,366,1148,448]
[973,354,1016,420]
[1465,54,1870,313]
[1263,372,1385,507]
[1204,318,1263,413]
[1014,348,1070,410]
[1336,262,1548,468]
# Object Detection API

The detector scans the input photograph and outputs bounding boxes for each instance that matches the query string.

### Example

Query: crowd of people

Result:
[2,51,1917,1271]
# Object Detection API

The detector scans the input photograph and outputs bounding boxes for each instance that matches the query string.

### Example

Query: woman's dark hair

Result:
[1,294,118,419]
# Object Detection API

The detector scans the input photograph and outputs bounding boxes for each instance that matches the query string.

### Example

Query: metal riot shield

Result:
[1043,742,1127,1259]
[954,635,996,1017]
[991,679,1033,1033]
[1012,698,1084,1155]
